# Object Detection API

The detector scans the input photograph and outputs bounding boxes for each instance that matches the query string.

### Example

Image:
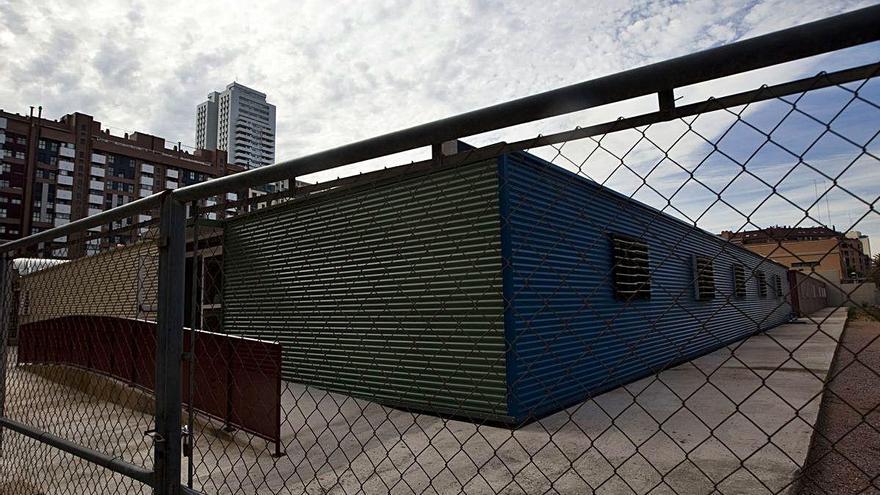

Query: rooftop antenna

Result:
[824,179,833,228]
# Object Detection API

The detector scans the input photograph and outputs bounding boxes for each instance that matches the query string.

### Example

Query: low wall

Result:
[827,282,880,307]
[798,269,879,308]
[17,315,283,447]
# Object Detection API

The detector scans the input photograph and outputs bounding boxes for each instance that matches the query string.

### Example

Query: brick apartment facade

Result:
[720,226,872,283]
[0,109,243,256]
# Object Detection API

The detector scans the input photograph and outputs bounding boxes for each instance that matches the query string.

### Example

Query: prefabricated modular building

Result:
[222,149,792,424]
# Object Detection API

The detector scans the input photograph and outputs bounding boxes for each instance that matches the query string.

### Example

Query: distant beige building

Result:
[720,226,871,283]
[17,241,158,325]
[846,230,872,258]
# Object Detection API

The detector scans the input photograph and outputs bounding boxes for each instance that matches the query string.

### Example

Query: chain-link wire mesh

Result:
[0,212,161,494]
[0,47,878,495]
[167,65,879,495]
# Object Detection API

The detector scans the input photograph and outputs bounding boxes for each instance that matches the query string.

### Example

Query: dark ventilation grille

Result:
[733,264,747,298]
[757,270,768,298]
[693,255,716,301]
[774,274,783,298]
[611,234,651,301]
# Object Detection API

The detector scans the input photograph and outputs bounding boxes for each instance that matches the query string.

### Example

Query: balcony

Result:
[58,146,75,158]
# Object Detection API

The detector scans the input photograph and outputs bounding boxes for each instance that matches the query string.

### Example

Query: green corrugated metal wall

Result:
[222,161,510,420]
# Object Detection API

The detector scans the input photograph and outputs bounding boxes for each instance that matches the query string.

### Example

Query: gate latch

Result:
[143,429,165,443]
[182,425,192,457]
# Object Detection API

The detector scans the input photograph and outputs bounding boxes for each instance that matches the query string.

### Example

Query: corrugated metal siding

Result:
[223,162,510,420]
[788,270,828,316]
[500,153,792,421]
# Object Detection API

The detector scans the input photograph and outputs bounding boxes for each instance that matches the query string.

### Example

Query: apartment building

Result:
[195,82,276,170]
[846,230,872,258]
[720,226,872,283]
[0,109,243,257]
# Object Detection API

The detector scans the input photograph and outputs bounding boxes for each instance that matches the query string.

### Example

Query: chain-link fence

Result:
[1,7,879,495]
[0,203,163,494]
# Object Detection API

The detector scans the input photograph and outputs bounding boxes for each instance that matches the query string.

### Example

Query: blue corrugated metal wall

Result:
[499,152,792,422]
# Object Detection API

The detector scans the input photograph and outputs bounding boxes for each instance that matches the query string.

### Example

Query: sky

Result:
[0,0,878,245]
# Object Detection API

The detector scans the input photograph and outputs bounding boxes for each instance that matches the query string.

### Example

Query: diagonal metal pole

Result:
[154,193,186,495]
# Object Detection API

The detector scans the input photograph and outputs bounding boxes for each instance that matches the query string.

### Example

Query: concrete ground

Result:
[0,308,847,494]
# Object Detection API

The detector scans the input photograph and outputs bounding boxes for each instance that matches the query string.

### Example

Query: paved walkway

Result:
[1,308,846,494]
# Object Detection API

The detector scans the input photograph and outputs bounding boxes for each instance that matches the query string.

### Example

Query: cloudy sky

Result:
[1,0,878,244]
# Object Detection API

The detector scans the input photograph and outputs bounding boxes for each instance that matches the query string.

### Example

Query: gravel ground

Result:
[798,307,880,495]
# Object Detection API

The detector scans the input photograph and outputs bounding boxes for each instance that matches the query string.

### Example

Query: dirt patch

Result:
[798,307,880,494]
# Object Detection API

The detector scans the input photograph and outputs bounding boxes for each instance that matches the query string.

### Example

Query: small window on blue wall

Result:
[611,234,651,301]
[733,264,747,298]
[693,255,716,301]
[773,274,783,298]
[756,271,768,298]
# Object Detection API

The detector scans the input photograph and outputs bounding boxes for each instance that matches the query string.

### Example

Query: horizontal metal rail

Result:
[0,192,165,254]
[213,61,880,215]
[170,4,880,202]
[498,62,880,156]
[0,415,154,486]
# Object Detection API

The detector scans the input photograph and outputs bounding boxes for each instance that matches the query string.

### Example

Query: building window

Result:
[756,271,768,298]
[733,264,747,298]
[611,234,651,301]
[693,255,716,301]
[773,274,783,298]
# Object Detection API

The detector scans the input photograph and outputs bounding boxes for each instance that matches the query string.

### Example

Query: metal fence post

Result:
[0,254,9,456]
[154,194,186,495]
